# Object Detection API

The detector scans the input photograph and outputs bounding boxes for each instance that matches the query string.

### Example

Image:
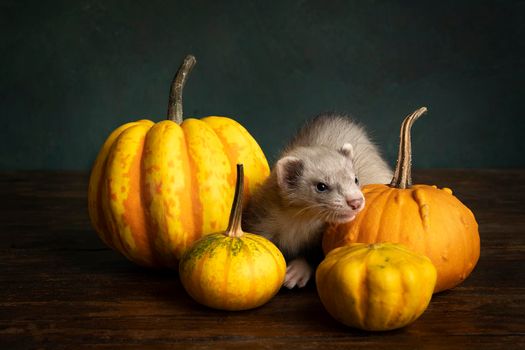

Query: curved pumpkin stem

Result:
[390,107,428,189]
[167,54,197,124]
[226,164,245,238]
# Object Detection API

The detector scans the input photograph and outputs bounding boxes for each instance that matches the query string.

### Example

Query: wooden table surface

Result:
[1,170,524,349]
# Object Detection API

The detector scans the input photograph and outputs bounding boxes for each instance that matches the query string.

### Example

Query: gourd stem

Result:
[390,107,428,189]
[226,164,245,238]
[167,54,196,124]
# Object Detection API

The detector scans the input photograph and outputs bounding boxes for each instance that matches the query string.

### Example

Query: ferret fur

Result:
[243,113,392,288]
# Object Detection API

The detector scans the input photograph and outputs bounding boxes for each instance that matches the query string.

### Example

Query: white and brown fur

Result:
[243,113,392,288]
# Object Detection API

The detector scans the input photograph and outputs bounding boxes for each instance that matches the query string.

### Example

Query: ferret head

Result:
[275,143,365,223]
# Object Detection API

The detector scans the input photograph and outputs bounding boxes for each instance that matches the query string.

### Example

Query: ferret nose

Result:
[346,197,364,211]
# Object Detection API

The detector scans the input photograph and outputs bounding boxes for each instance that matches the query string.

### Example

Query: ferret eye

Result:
[355,177,359,185]
[316,182,329,192]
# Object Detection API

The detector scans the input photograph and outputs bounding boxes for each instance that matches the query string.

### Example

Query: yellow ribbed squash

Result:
[316,243,437,331]
[322,107,480,293]
[88,55,269,268]
[179,165,286,311]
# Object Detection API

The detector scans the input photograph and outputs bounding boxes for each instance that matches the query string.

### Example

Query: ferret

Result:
[243,113,393,289]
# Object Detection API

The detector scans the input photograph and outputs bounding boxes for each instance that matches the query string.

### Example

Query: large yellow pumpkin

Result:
[316,243,436,331]
[88,55,270,268]
[179,165,286,310]
[322,107,480,293]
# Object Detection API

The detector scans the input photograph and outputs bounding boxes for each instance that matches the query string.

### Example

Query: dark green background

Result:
[2,0,524,170]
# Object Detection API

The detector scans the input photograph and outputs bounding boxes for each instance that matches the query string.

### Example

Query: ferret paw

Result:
[283,258,312,289]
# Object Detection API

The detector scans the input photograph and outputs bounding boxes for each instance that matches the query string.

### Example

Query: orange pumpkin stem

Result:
[390,107,428,189]
[167,54,197,124]
[226,164,245,238]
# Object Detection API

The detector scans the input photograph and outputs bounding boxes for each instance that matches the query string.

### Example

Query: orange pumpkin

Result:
[179,164,286,311]
[88,55,270,268]
[322,107,480,293]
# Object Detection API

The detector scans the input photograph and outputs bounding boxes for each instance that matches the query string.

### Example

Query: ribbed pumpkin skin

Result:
[88,117,269,268]
[179,232,286,311]
[322,184,480,293]
[316,243,437,331]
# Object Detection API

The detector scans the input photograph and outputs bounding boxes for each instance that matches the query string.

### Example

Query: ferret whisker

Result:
[316,208,331,222]
[328,211,339,223]
[293,203,327,218]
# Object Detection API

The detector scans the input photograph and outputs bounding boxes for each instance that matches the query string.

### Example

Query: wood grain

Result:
[1,170,524,349]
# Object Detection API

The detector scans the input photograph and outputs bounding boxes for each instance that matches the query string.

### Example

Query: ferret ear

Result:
[339,143,354,159]
[276,156,304,189]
